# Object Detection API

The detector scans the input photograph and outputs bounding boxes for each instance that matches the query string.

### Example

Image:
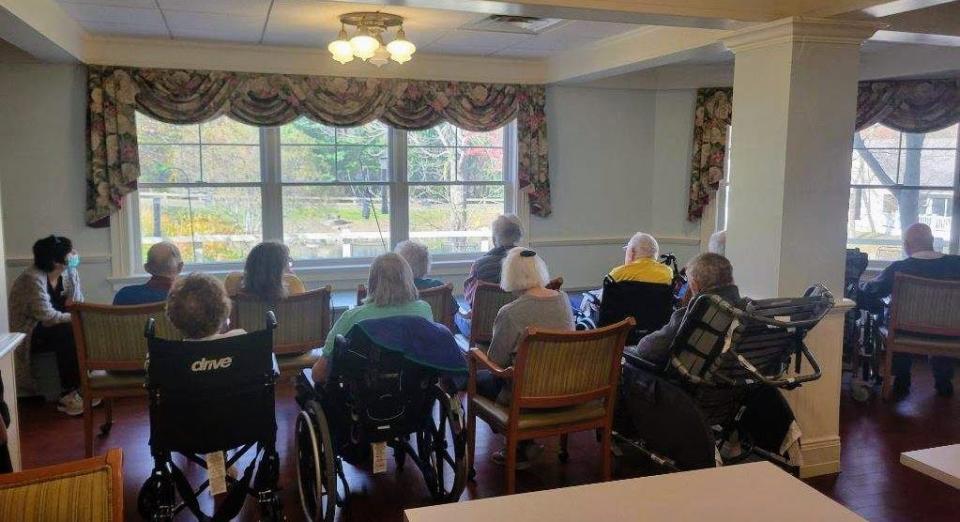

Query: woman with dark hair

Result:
[224,242,306,300]
[8,235,93,416]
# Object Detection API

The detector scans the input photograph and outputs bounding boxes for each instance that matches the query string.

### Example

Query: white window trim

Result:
[109,120,523,287]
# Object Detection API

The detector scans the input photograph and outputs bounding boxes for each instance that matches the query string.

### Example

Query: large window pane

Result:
[282,185,391,260]
[336,146,388,182]
[139,144,201,183]
[138,187,262,263]
[409,185,504,254]
[202,144,261,183]
[281,118,387,182]
[847,187,953,261]
[899,148,956,187]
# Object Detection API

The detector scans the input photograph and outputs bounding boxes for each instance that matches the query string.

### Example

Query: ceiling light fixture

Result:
[330,12,415,66]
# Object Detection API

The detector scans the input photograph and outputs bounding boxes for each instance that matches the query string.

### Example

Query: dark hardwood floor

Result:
[16,359,960,521]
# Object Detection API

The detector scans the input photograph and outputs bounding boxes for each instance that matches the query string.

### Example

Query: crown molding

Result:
[723,17,883,53]
[83,36,548,84]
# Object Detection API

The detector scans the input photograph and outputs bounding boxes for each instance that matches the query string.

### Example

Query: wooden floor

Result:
[16,359,960,521]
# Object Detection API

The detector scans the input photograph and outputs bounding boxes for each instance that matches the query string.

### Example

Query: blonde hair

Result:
[500,247,549,292]
[394,240,431,279]
[166,273,231,339]
[366,253,418,307]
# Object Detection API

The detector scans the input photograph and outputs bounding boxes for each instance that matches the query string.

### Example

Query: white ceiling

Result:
[55,0,643,59]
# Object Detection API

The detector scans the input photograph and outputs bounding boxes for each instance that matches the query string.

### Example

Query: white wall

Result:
[0,63,114,304]
[531,86,700,290]
[0,67,702,300]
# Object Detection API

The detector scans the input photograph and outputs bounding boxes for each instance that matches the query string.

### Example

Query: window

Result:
[133,114,513,267]
[847,123,960,262]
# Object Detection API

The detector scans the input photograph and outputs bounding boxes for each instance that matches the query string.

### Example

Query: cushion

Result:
[470,395,606,431]
[0,466,113,521]
[87,370,145,391]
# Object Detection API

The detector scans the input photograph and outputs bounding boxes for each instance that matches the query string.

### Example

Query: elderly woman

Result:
[311,253,433,383]
[481,248,574,468]
[8,235,87,416]
[608,232,673,284]
[395,240,444,290]
[225,242,305,300]
[166,273,244,341]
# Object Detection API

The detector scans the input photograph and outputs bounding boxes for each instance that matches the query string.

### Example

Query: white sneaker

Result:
[57,391,83,416]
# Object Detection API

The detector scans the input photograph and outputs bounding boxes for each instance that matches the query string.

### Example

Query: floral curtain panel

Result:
[86,66,550,227]
[686,87,733,221]
[686,78,960,222]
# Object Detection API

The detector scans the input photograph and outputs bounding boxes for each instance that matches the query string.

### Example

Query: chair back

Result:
[145,320,277,454]
[356,284,367,306]
[889,273,960,338]
[0,448,123,522]
[419,283,455,329]
[469,282,517,344]
[598,278,674,344]
[233,286,332,355]
[71,302,180,371]
[512,319,634,411]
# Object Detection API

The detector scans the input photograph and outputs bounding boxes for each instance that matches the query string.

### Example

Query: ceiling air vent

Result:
[460,15,565,35]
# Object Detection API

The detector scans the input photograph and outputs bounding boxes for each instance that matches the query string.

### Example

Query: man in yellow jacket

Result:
[608,232,673,284]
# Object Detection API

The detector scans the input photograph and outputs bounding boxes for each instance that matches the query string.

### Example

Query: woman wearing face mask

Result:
[8,235,92,417]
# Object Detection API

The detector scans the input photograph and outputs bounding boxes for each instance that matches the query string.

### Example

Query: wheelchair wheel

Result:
[297,401,337,522]
[416,385,467,502]
[137,471,175,522]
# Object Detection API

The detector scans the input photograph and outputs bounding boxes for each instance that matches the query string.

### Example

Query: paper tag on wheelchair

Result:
[372,442,388,474]
[205,452,227,496]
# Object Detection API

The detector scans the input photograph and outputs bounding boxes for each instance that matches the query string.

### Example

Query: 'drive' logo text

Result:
[191,357,233,372]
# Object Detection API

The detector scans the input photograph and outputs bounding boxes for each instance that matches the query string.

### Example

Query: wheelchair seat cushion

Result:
[346,316,467,374]
[471,395,605,431]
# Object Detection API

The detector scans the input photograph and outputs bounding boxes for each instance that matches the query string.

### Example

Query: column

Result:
[722,17,878,477]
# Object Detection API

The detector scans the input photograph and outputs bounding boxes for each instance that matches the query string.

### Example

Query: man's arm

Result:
[860,261,898,301]
[633,308,685,368]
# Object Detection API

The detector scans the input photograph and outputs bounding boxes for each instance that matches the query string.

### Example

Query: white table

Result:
[901,444,960,489]
[404,462,864,522]
[0,332,26,472]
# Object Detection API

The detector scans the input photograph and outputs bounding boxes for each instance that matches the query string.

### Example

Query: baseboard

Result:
[798,435,842,478]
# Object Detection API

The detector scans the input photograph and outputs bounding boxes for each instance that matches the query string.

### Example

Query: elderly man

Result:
[628,253,741,369]
[860,223,960,397]
[113,242,183,305]
[463,214,523,306]
[608,232,673,284]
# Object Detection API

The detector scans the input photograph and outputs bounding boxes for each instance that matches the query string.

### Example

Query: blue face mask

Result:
[67,254,80,269]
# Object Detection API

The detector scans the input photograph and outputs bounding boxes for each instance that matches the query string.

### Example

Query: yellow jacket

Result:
[608,258,673,285]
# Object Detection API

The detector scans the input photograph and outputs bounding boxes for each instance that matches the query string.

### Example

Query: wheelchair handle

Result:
[144,317,156,339]
[726,342,822,388]
[265,311,278,330]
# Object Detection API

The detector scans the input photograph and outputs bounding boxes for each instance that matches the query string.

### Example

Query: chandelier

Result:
[328,12,416,67]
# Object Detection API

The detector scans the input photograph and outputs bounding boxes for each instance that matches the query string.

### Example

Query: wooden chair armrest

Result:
[469,348,513,379]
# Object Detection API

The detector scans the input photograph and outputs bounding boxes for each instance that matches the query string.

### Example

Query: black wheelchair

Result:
[138,314,282,521]
[294,317,468,522]
[597,276,675,345]
[613,286,834,474]
[842,248,883,401]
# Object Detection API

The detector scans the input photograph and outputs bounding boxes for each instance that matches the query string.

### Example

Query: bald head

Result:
[903,223,935,256]
[145,242,183,278]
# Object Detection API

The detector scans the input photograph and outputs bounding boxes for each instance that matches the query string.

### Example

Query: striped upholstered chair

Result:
[0,448,123,521]
[466,318,634,494]
[459,277,564,349]
[71,302,180,457]
[233,286,332,376]
[881,273,960,400]
[419,283,457,330]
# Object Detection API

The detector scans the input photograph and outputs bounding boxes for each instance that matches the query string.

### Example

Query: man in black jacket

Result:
[860,223,960,397]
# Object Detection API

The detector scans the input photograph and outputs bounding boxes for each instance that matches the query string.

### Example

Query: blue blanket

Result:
[347,316,467,374]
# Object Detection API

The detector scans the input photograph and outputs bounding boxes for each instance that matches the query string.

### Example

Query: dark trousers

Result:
[31,322,80,393]
[892,353,956,385]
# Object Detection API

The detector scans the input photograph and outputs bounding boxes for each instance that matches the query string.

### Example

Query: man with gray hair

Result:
[113,241,184,305]
[608,232,673,284]
[629,253,742,368]
[463,214,523,306]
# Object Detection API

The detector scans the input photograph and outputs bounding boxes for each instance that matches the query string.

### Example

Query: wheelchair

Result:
[137,313,282,522]
[294,316,468,522]
[613,285,834,474]
[842,248,883,402]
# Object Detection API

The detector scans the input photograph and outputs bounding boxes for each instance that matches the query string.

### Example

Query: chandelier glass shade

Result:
[329,12,416,66]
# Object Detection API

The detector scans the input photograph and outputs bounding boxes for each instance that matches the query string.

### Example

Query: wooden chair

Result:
[0,448,123,521]
[460,277,564,347]
[233,286,333,376]
[881,273,960,400]
[71,302,180,457]
[419,283,456,329]
[356,283,368,306]
[466,318,634,494]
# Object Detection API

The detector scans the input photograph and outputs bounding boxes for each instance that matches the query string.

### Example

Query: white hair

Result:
[708,230,727,255]
[366,253,418,307]
[500,247,549,292]
[625,232,659,260]
[394,240,430,279]
[492,214,523,248]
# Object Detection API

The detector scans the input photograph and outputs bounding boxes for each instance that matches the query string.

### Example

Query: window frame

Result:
[847,124,960,269]
[119,118,519,276]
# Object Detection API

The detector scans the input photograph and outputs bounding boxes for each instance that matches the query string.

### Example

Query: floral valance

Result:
[687,78,960,222]
[86,66,550,227]
[687,87,732,221]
